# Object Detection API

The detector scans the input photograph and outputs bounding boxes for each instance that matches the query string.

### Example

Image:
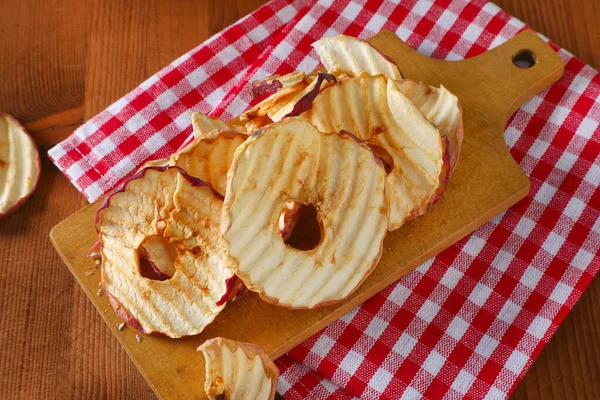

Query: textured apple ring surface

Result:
[221,117,389,309]
[96,166,235,338]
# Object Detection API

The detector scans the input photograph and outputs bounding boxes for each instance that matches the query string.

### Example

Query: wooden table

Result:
[0,1,597,398]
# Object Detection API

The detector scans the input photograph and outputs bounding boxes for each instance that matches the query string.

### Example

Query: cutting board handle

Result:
[459,30,565,124]
[371,30,565,130]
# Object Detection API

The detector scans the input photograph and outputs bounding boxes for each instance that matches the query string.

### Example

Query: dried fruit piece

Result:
[240,72,338,131]
[284,73,337,118]
[396,80,463,174]
[96,167,236,338]
[198,337,278,400]
[301,73,446,230]
[141,130,246,196]
[312,35,402,80]
[0,114,41,218]
[252,71,306,98]
[167,130,246,196]
[192,112,245,138]
[222,117,388,308]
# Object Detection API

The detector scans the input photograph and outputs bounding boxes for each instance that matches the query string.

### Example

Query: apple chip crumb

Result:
[117,322,126,331]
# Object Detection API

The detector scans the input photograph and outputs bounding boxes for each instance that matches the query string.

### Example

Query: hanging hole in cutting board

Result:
[512,49,537,69]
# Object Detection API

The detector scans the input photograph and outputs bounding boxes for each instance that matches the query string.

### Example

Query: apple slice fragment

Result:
[300,73,446,230]
[141,129,246,196]
[192,112,245,138]
[221,117,388,309]
[96,166,236,338]
[395,80,463,175]
[251,71,306,98]
[0,114,41,218]
[312,35,402,80]
[198,337,278,400]
[240,71,340,133]
[167,130,246,196]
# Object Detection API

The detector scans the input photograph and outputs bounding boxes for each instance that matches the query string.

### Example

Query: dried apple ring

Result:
[221,117,388,309]
[96,166,236,338]
[395,80,463,175]
[300,73,448,231]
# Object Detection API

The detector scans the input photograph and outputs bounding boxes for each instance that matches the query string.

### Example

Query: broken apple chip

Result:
[168,130,246,196]
[300,73,447,231]
[251,71,306,98]
[0,114,41,218]
[312,35,402,80]
[395,80,463,175]
[96,166,236,338]
[199,337,278,400]
[239,72,337,131]
[192,112,245,138]
[141,129,246,196]
[221,117,388,308]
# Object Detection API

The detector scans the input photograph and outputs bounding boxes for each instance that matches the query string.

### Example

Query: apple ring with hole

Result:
[221,117,389,309]
[0,114,41,219]
[198,337,278,400]
[300,73,449,231]
[96,166,237,338]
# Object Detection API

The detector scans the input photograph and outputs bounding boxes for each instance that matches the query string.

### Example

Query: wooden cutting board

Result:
[50,30,563,399]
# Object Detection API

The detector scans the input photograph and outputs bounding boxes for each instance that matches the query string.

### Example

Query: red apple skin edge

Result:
[0,113,41,219]
[95,166,236,337]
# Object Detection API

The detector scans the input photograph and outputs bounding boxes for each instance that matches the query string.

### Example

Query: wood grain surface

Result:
[0,1,598,399]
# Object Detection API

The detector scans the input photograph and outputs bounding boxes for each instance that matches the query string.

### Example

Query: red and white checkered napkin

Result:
[49,0,600,398]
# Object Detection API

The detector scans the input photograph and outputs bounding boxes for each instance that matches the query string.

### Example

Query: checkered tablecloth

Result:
[49,0,600,398]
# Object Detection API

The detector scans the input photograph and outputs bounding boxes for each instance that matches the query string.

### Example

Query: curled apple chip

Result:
[96,166,236,338]
[252,71,306,98]
[192,112,245,138]
[141,129,246,196]
[301,73,446,231]
[198,337,278,400]
[312,35,402,80]
[168,130,246,196]
[240,72,339,132]
[222,117,388,308]
[0,114,41,218]
[396,80,463,174]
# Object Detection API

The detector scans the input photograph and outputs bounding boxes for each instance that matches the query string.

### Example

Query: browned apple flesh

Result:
[221,117,388,309]
[96,166,236,338]
[300,73,446,231]
[395,80,463,174]
[0,114,40,218]
[198,337,279,400]
[312,35,402,80]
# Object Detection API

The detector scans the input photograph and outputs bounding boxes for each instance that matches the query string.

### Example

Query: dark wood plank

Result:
[0,0,88,126]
